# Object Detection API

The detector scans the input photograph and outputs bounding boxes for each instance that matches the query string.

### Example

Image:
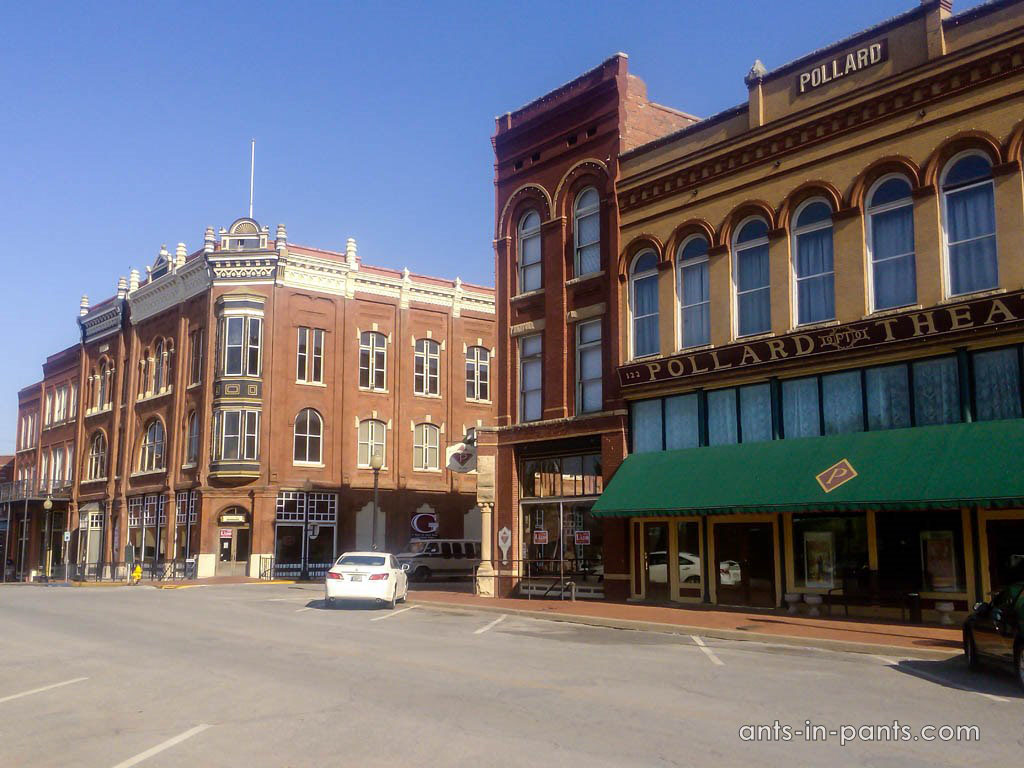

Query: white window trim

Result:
[576,319,602,414]
[466,345,491,403]
[413,422,441,471]
[865,173,916,313]
[297,327,325,384]
[293,408,323,465]
[629,249,660,361]
[221,314,263,377]
[414,338,441,396]
[359,332,388,392]
[573,187,600,278]
[791,198,836,328]
[517,211,542,295]
[939,149,998,299]
[357,418,387,468]
[519,334,543,423]
[676,235,711,350]
[732,216,772,339]
[139,420,166,473]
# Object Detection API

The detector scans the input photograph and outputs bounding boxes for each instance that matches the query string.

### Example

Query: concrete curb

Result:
[408,598,961,660]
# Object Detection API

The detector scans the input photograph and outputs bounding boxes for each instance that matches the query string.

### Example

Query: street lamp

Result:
[369,450,383,551]
[42,496,53,581]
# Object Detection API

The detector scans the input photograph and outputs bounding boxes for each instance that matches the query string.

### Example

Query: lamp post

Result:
[42,496,53,582]
[369,450,383,551]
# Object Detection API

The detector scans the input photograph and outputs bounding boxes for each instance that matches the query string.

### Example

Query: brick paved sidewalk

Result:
[407,588,964,657]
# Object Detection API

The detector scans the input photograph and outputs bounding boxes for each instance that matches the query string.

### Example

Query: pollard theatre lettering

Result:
[797,40,887,94]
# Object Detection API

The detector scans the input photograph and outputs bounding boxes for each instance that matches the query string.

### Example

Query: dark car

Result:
[963,581,1024,690]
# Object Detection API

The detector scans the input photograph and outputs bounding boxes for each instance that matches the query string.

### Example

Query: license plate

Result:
[350,575,362,582]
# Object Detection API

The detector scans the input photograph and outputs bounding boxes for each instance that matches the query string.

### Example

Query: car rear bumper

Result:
[325,579,393,601]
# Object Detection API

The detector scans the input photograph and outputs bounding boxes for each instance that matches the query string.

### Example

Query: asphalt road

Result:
[0,583,1020,768]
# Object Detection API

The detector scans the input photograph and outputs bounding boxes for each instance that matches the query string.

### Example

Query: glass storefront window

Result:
[913,357,960,426]
[665,394,699,450]
[739,383,772,443]
[676,520,702,592]
[792,514,868,589]
[707,388,737,445]
[973,348,1022,422]
[632,399,663,453]
[866,364,911,430]
[782,377,820,438]
[985,518,1024,592]
[521,501,602,584]
[822,371,864,435]
[876,510,965,593]
[520,454,602,499]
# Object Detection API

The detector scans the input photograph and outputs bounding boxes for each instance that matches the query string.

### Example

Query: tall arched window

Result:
[153,340,165,393]
[414,338,440,396]
[518,211,542,293]
[357,419,386,468]
[185,411,199,465]
[867,175,916,311]
[677,235,710,349]
[87,431,107,480]
[294,408,323,464]
[413,423,440,471]
[630,250,659,359]
[733,218,771,337]
[95,359,111,409]
[139,419,165,472]
[792,199,835,326]
[138,351,150,399]
[359,331,387,391]
[573,187,600,276]
[941,151,997,296]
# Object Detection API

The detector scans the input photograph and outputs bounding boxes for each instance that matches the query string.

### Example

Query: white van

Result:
[396,539,481,581]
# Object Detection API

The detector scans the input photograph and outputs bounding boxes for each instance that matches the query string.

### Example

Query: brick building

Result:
[2,217,495,581]
[485,0,1024,622]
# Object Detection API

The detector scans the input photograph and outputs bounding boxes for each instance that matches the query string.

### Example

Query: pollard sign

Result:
[797,39,887,94]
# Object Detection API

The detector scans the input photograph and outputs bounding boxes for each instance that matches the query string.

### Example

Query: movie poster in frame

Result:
[804,530,835,589]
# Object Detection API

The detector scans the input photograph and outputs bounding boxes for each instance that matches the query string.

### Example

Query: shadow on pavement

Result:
[893,656,1023,699]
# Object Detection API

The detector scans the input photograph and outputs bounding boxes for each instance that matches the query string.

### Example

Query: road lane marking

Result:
[370,605,418,621]
[267,597,311,602]
[110,724,212,768]
[295,607,312,613]
[0,677,88,704]
[691,635,724,666]
[870,654,898,666]
[474,614,507,635]
[897,666,1010,703]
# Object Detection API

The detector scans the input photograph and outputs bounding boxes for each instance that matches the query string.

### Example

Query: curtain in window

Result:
[522,359,542,421]
[782,377,820,438]
[796,228,835,324]
[579,344,602,413]
[576,211,600,275]
[633,274,659,357]
[913,357,960,426]
[973,348,1022,421]
[632,400,663,453]
[822,371,863,435]
[665,394,699,450]
[681,261,710,348]
[871,206,916,309]
[739,384,772,443]
[707,389,738,445]
[737,245,770,335]
[946,184,997,295]
[865,365,911,430]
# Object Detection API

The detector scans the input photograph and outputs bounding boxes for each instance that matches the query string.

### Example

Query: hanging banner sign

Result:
[446,441,477,473]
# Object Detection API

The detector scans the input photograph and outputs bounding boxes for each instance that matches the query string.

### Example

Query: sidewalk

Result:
[5,576,295,589]
[406,589,964,659]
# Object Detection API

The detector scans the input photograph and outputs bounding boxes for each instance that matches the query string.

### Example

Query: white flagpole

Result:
[249,139,255,219]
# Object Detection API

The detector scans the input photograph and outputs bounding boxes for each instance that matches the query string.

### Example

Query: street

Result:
[0,583,1020,768]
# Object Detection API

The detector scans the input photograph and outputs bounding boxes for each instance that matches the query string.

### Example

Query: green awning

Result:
[592,420,1024,517]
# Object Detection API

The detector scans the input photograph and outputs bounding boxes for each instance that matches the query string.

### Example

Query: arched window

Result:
[941,151,997,296]
[413,423,440,471]
[359,331,387,391]
[733,217,771,337]
[357,419,386,468]
[792,199,835,326]
[466,346,490,401]
[139,419,165,472]
[185,411,199,465]
[677,235,710,348]
[867,175,916,311]
[138,351,150,399]
[294,408,323,464]
[414,338,440,396]
[630,250,659,359]
[95,359,112,409]
[573,187,600,276]
[87,431,107,480]
[518,211,542,293]
[153,340,165,393]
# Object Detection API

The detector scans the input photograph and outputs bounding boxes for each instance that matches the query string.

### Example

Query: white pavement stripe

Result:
[295,607,312,613]
[110,724,212,768]
[0,677,88,705]
[870,654,898,666]
[474,614,507,635]
[690,635,725,666]
[897,666,1010,703]
[370,605,418,621]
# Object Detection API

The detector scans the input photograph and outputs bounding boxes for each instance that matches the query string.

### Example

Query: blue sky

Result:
[0,0,986,452]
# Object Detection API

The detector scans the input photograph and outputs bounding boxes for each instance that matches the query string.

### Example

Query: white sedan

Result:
[325,552,409,609]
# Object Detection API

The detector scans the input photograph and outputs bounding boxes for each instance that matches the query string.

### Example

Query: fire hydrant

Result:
[131,564,142,585]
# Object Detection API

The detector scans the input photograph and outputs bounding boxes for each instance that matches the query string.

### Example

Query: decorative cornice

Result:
[618,41,1024,216]
[208,250,279,282]
[128,256,211,324]
[79,301,124,344]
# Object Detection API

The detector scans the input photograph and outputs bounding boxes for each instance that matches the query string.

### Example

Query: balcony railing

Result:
[0,479,72,503]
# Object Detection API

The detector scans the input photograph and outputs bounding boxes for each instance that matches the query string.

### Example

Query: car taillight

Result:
[327,572,343,580]
[368,573,389,581]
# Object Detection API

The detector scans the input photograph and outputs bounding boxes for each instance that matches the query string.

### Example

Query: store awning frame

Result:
[592,420,1024,518]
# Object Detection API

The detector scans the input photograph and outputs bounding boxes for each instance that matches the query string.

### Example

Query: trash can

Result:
[906,592,922,624]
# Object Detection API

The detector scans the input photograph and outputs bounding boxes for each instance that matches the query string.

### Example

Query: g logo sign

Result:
[411,511,439,536]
